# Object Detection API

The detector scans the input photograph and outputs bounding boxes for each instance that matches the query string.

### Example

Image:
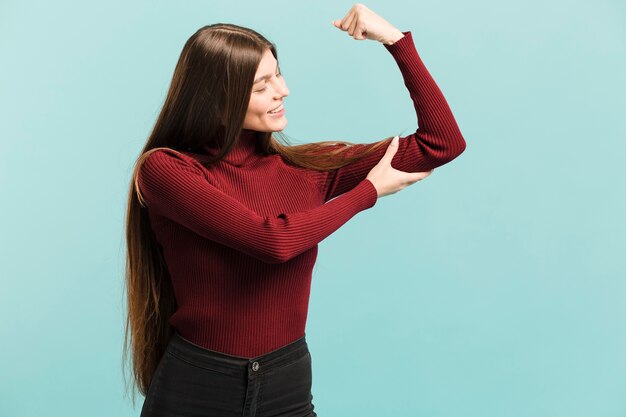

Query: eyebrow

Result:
[254,64,279,84]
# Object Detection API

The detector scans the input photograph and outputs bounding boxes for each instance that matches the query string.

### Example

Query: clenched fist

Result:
[332,3,405,45]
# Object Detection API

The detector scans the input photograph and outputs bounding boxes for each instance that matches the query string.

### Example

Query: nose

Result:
[275,78,289,98]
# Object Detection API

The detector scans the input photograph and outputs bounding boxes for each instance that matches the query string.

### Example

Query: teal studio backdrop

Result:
[1,0,625,416]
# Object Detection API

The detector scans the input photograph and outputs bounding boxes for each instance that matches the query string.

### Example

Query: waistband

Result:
[166,330,310,377]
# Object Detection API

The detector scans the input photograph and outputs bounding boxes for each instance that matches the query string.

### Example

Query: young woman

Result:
[123,4,466,416]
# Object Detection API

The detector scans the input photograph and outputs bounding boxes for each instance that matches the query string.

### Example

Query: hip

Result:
[140,329,317,417]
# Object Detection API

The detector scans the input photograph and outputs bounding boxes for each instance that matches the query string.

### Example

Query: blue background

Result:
[1,0,625,416]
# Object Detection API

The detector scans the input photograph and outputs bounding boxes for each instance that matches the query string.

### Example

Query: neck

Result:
[230,128,258,158]
[201,128,261,166]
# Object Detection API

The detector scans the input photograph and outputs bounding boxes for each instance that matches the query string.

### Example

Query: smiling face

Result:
[243,48,290,132]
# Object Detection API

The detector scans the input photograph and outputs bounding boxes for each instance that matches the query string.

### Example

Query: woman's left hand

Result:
[331,3,404,45]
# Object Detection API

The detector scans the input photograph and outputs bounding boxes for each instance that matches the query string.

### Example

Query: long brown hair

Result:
[122,22,397,405]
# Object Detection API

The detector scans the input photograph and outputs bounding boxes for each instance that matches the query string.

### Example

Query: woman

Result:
[124,4,466,416]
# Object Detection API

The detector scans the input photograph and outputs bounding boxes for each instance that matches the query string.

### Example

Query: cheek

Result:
[247,97,268,117]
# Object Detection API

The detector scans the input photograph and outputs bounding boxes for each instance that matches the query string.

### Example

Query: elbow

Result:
[268,238,302,264]
[254,248,286,264]
[446,135,466,161]
[264,251,292,265]
[264,239,305,264]
[422,141,466,170]
[242,244,288,264]
[262,243,293,264]
[415,130,466,167]
[424,134,467,167]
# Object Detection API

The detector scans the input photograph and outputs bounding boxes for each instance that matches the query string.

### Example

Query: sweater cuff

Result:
[383,31,416,58]
[352,178,379,209]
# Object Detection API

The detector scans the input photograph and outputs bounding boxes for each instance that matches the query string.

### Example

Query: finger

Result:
[406,170,432,182]
[347,15,358,36]
[381,136,400,163]
[334,12,348,30]
[353,26,365,40]
[341,10,355,32]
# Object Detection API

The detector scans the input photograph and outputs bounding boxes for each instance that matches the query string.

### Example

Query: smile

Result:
[268,103,284,114]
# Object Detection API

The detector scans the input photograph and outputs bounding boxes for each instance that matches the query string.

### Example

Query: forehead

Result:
[256,49,277,73]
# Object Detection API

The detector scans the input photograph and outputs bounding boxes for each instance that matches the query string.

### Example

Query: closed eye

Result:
[254,72,282,93]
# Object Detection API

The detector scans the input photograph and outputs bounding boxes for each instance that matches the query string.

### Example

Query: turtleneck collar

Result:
[226,128,258,165]
[196,128,261,166]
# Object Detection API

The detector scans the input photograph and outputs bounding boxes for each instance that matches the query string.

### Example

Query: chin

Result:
[245,117,287,133]
[272,118,288,130]
[264,123,288,133]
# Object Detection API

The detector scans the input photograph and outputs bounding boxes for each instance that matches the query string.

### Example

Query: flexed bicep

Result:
[316,29,467,201]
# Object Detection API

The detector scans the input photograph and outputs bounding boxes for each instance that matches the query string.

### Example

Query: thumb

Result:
[381,136,399,162]
[331,19,341,28]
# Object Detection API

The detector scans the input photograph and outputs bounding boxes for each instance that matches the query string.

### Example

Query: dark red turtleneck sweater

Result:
[137,31,466,358]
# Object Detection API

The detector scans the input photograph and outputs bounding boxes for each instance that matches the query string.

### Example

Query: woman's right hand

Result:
[366,136,434,198]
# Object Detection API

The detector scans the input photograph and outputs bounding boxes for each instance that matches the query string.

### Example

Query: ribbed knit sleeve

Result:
[137,148,378,264]
[313,31,466,202]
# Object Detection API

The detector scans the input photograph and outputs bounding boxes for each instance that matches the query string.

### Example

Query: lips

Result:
[268,103,284,113]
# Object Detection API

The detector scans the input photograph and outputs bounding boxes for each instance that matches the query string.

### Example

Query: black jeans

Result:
[140,330,317,417]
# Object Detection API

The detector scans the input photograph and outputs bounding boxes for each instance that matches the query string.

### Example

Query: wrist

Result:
[381,30,405,45]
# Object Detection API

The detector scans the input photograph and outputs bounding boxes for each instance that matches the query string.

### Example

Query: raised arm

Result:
[312,31,466,202]
[137,149,379,264]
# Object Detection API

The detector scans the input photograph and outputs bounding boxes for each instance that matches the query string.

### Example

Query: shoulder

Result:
[140,147,205,172]
[137,147,209,185]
